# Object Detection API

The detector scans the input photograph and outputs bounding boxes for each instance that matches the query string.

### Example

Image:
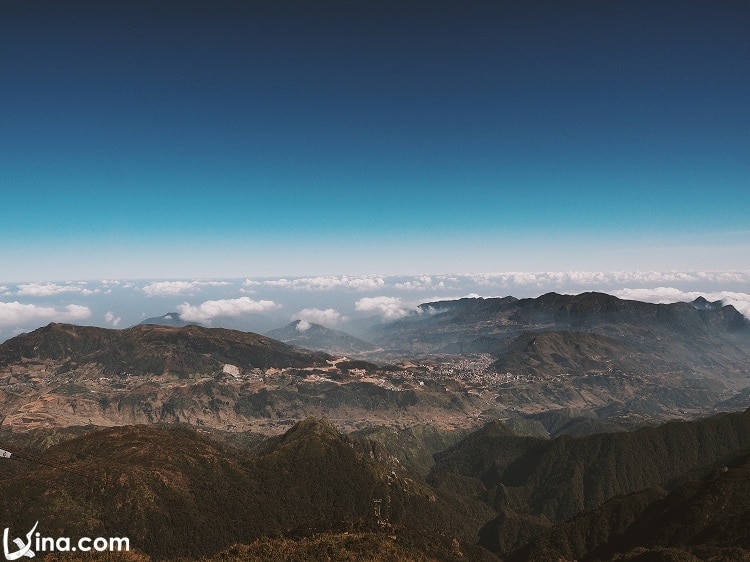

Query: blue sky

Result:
[2,0,749,281]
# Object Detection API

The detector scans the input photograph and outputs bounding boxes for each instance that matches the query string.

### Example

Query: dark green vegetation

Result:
[352,424,469,476]
[0,323,332,377]
[0,419,495,560]
[3,410,750,560]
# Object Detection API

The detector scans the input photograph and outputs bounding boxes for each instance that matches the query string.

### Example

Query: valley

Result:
[1,349,736,436]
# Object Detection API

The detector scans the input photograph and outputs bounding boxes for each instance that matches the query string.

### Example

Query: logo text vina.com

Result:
[3,522,130,560]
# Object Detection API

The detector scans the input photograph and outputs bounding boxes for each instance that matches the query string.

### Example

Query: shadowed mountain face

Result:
[0,323,332,376]
[4,412,750,561]
[372,292,750,382]
[266,320,376,355]
[508,451,750,561]
[428,407,750,557]
[0,419,497,560]
[491,331,633,375]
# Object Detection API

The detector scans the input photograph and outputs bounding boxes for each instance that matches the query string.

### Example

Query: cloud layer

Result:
[177,297,281,323]
[355,296,417,320]
[292,308,346,327]
[104,311,122,328]
[611,287,750,319]
[15,282,98,297]
[259,275,386,291]
[0,302,91,328]
[142,280,231,297]
[1,271,749,341]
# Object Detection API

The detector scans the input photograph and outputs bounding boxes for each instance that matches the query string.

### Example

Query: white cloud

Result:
[261,275,385,291]
[393,275,449,291]
[104,311,122,328]
[240,279,259,293]
[292,308,346,327]
[296,320,311,332]
[418,293,481,305]
[717,292,750,319]
[142,280,231,297]
[0,302,92,328]
[611,287,697,303]
[177,297,281,323]
[262,278,294,288]
[457,270,750,289]
[143,281,196,296]
[16,282,99,297]
[355,296,417,320]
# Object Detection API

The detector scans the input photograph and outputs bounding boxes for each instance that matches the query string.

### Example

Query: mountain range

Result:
[371,292,750,380]
[2,292,750,559]
[3,409,750,560]
[1,292,749,435]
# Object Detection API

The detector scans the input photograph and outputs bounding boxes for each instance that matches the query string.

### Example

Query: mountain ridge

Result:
[0,322,332,376]
[372,292,750,384]
[0,419,498,560]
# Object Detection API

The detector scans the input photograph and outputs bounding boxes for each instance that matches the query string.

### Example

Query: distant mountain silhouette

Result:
[140,311,277,334]
[266,320,376,355]
[140,312,196,327]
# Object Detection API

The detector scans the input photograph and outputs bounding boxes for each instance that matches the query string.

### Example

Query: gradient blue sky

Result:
[2,0,749,281]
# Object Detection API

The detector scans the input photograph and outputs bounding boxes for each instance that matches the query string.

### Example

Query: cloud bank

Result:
[0,302,91,328]
[355,296,417,320]
[261,275,386,291]
[450,270,750,290]
[143,280,231,297]
[104,311,122,328]
[1,271,748,342]
[292,308,346,328]
[611,287,750,319]
[177,297,281,323]
[16,282,98,297]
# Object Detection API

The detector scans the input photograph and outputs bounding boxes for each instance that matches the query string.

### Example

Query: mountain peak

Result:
[140,312,195,327]
[692,296,723,310]
[266,321,375,355]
